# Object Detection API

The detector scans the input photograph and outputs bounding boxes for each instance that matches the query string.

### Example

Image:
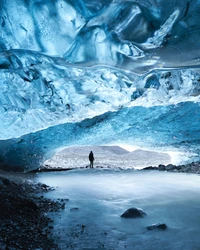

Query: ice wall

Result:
[0,0,200,171]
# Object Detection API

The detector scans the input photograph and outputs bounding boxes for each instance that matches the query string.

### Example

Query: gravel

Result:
[0,171,65,250]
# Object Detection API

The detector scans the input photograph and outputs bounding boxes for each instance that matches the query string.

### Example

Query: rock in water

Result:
[121,207,146,218]
[70,207,79,211]
[146,223,167,230]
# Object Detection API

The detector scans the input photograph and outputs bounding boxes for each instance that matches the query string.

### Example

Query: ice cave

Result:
[0,0,200,171]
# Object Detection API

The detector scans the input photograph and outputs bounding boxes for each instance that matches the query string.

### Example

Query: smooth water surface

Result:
[35,169,200,250]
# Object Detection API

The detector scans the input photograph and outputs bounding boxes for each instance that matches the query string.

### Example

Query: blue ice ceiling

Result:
[0,0,200,171]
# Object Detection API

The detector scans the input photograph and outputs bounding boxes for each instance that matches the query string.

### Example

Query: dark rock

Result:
[0,179,4,188]
[24,199,39,210]
[41,183,49,189]
[165,164,175,171]
[184,167,191,173]
[81,224,86,232]
[142,166,158,171]
[70,207,79,211]
[0,176,13,186]
[146,223,167,230]
[0,174,62,250]
[158,164,165,171]
[121,207,146,218]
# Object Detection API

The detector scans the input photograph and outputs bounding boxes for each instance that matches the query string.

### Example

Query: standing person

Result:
[89,151,94,168]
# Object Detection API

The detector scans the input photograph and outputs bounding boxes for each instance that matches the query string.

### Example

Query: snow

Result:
[35,169,200,250]
[44,146,171,169]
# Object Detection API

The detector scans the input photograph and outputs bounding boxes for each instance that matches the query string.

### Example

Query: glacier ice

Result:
[0,0,200,171]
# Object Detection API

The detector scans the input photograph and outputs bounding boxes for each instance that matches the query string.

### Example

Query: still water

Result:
[35,169,200,250]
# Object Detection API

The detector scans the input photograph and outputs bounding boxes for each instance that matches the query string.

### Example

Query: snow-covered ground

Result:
[44,146,171,169]
[36,169,200,250]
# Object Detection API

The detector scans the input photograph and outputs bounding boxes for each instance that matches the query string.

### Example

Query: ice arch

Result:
[0,102,200,171]
[0,0,200,171]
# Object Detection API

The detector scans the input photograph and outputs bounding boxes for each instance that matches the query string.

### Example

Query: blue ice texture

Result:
[0,0,200,171]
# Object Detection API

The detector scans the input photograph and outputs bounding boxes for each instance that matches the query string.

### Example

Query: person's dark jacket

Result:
[89,152,94,162]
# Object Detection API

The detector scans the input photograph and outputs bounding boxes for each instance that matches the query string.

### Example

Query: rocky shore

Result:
[0,159,199,249]
[0,171,65,250]
[142,161,200,174]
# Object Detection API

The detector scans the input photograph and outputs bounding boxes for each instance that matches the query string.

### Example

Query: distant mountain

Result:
[121,149,171,167]
[128,149,170,161]
[98,146,129,155]
[57,145,129,156]
[45,145,171,169]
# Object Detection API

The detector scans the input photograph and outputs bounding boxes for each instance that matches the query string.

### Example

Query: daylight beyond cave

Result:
[0,0,200,171]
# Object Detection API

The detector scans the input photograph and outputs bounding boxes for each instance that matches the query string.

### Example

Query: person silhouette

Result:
[89,151,94,168]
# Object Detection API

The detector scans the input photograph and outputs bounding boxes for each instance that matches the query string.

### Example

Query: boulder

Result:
[165,164,175,171]
[142,166,158,171]
[121,207,146,218]
[146,223,167,230]
[70,207,79,211]
[158,164,165,171]
[184,167,191,173]
[23,198,39,210]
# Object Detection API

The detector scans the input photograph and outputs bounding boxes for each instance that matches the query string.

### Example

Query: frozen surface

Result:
[1,0,200,170]
[35,169,200,250]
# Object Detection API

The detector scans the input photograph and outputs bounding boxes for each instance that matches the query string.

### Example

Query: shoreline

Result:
[35,163,200,250]
[0,160,199,249]
[0,170,66,250]
[142,161,200,174]
[38,160,200,175]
